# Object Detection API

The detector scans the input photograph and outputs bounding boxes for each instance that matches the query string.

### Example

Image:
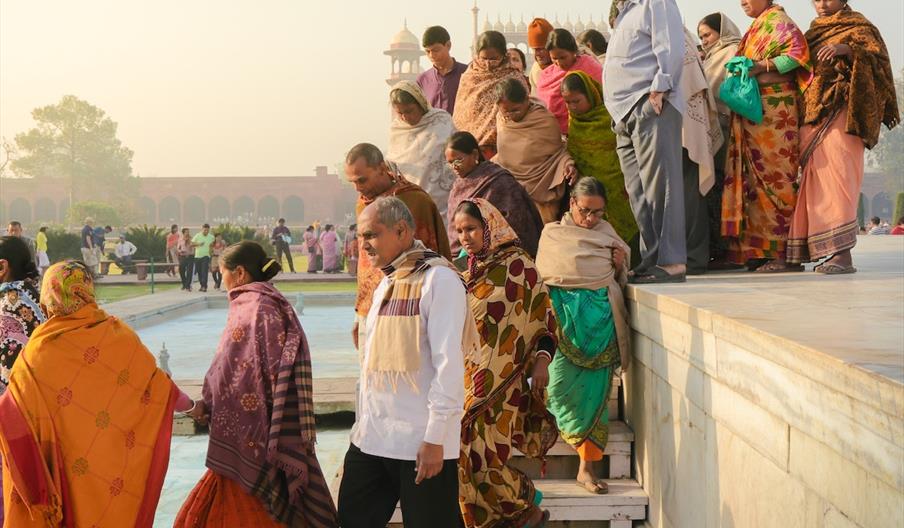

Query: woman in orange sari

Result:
[788,0,899,273]
[721,0,813,272]
[0,261,191,527]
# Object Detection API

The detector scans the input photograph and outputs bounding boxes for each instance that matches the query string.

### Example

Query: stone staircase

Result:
[376,376,650,527]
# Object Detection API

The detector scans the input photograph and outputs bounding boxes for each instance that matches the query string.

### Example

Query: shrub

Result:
[894,192,904,224]
[45,226,82,263]
[126,225,168,261]
[215,223,273,254]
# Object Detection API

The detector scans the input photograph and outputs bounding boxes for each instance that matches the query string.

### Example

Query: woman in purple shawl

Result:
[319,224,339,273]
[445,131,545,257]
[175,241,337,528]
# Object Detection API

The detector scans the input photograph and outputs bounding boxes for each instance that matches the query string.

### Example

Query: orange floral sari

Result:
[0,262,178,527]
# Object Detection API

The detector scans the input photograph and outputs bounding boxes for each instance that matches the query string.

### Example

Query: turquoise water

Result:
[137,303,358,380]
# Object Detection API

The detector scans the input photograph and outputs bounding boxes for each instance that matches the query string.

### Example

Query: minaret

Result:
[471,0,480,55]
[384,20,424,87]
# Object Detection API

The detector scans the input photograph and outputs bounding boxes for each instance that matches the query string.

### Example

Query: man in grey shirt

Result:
[603,0,687,283]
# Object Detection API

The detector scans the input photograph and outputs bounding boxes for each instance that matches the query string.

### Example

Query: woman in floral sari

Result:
[454,198,558,528]
[453,30,528,158]
[788,0,899,274]
[0,261,191,527]
[0,236,46,524]
[561,71,638,248]
[535,177,631,495]
[721,0,813,271]
[303,225,321,273]
[175,241,337,527]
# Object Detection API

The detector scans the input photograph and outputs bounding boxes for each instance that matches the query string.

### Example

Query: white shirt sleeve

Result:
[420,266,466,445]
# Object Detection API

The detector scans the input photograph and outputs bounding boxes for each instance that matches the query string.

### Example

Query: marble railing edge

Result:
[625,285,904,416]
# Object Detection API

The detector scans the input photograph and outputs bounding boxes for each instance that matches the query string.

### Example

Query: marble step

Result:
[385,478,647,527]
[511,420,633,480]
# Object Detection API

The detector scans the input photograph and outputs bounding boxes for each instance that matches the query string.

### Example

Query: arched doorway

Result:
[159,196,181,224]
[282,196,305,224]
[138,197,157,224]
[183,196,206,225]
[258,195,280,222]
[209,196,230,223]
[233,196,255,223]
[34,198,56,224]
[9,198,32,225]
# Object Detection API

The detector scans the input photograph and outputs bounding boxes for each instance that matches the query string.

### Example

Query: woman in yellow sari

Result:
[0,261,192,527]
[454,198,558,528]
[721,0,813,271]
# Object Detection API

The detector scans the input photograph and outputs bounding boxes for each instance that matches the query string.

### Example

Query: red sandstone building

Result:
[0,166,358,228]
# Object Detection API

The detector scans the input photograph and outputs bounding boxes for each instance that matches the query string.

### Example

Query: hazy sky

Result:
[1,1,902,178]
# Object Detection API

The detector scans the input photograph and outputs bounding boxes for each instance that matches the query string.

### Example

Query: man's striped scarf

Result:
[368,240,478,392]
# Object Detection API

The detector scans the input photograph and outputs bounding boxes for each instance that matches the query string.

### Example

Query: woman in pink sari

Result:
[303,226,321,273]
[319,224,340,273]
[536,28,603,134]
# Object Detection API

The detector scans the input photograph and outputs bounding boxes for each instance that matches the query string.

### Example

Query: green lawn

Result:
[95,283,182,303]
[94,279,356,304]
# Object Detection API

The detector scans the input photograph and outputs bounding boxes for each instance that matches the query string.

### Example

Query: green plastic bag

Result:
[719,57,764,124]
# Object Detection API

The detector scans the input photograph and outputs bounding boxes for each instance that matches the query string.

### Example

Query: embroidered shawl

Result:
[535,53,603,134]
[681,29,724,194]
[0,279,45,390]
[802,6,899,148]
[203,281,337,526]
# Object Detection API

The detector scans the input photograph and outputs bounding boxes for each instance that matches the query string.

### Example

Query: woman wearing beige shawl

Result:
[387,81,457,223]
[681,29,724,274]
[698,13,742,268]
[493,78,576,223]
[535,177,630,496]
[453,30,528,158]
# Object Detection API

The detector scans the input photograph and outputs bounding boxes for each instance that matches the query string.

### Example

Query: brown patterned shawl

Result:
[202,281,337,527]
[802,6,899,148]
[493,102,573,207]
[453,59,529,149]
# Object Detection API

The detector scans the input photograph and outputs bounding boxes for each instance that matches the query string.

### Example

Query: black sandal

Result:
[628,265,686,284]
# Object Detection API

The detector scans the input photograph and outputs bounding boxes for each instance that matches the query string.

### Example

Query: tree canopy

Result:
[10,95,137,201]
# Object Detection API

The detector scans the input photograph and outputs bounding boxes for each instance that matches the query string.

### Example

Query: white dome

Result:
[390,23,419,47]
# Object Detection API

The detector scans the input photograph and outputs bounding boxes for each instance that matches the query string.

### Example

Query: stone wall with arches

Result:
[0,167,357,229]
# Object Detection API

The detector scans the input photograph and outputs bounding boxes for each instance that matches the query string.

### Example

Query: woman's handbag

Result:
[719,57,764,124]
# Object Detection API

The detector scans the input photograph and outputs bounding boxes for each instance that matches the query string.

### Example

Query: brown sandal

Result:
[577,478,609,494]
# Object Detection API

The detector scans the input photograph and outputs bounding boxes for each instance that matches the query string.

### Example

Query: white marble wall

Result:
[624,289,904,528]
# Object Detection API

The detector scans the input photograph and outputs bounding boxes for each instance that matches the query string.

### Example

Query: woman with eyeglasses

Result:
[535,176,631,496]
[453,30,529,159]
[446,131,544,258]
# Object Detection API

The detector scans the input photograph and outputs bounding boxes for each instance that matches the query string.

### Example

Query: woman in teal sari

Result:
[535,177,631,495]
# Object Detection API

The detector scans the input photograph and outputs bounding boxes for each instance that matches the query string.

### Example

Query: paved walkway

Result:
[627,235,904,383]
[95,270,354,285]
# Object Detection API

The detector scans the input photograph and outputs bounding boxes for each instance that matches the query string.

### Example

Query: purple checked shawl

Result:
[202,280,337,526]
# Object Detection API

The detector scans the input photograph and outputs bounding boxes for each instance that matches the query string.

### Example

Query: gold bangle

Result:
[765,60,771,73]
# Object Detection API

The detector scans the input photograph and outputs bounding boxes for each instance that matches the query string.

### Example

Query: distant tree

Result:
[11,95,138,203]
[0,137,17,178]
[872,69,904,194]
[66,201,124,228]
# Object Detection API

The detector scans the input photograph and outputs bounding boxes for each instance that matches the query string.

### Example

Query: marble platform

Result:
[625,236,903,528]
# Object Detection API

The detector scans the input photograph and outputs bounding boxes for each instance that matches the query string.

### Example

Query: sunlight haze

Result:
[1,0,901,178]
